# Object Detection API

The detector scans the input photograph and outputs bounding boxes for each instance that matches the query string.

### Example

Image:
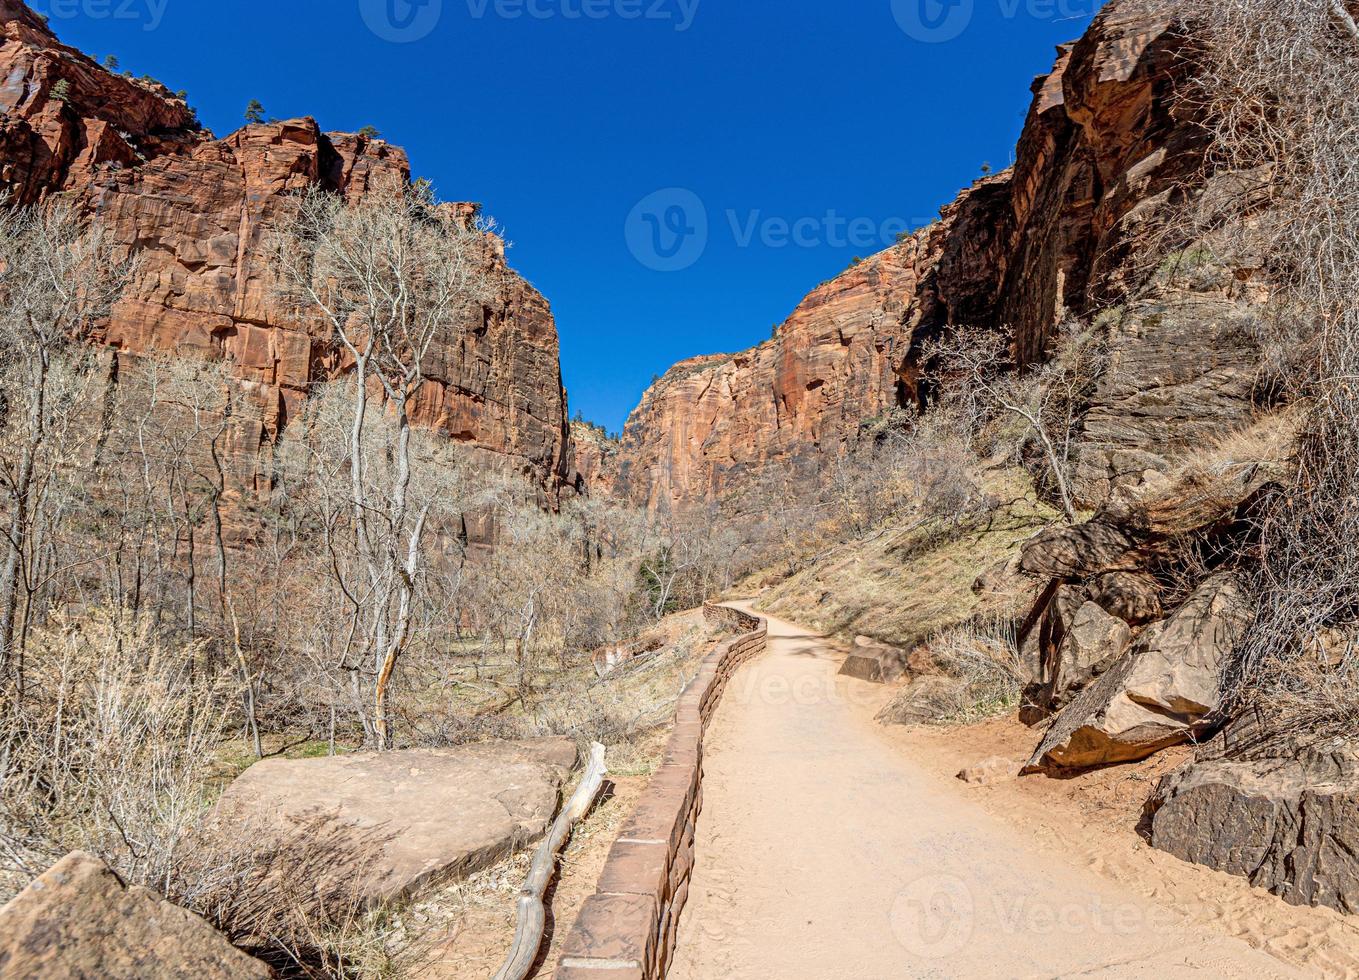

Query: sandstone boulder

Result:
[1025,575,1252,774]
[0,851,271,979]
[216,737,578,903]
[1018,522,1136,580]
[1042,600,1133,707]
[839,636,912,684]
[1088,570,1163,625]
[1146,708,1359,914]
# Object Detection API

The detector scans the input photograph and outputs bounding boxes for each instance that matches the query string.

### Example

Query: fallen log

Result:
[492,741,608,980]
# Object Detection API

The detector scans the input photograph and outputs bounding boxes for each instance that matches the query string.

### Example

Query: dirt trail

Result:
[667,605,1306,980]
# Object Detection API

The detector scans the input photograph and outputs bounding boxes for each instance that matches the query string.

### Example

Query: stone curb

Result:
[556,605,767,979]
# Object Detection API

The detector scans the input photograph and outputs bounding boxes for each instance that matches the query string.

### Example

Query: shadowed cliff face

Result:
[603,0,1260,516]
[0,0,573,505]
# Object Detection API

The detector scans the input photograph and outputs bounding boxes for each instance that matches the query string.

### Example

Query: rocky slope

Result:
[0,0,573,505]
[605,1,1262,515]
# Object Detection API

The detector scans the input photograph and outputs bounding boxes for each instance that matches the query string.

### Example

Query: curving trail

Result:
[667,604,1304,980]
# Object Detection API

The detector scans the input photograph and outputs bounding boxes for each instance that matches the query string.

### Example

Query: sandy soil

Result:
[667,605,1324,979]
[886,717,1359,978]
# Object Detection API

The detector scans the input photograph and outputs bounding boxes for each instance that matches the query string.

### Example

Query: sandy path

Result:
[667,605,1304,980]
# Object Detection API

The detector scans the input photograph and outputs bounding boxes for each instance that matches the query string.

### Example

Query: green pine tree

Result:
[358,125,382,140]
[50,79,72,104]
[244,99,265,125]
[102,55,119,71]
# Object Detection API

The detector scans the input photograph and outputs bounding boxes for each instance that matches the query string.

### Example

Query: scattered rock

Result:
[1146,708,1359,914]
[0,851,271,979]
[957,756,1022,786]
[216,737,578,903]
[1025,575,1251,774]
[839,636,912,684]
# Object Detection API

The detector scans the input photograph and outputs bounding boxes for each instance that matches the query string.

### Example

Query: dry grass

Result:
[754,466,1058,650]
[877,618,1023,727]
[0,610,233,899]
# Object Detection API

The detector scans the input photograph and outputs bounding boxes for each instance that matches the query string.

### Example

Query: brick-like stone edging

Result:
[556,604,767,980]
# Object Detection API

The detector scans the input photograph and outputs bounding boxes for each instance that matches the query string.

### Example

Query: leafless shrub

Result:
[877,618,1022,726]
[173,815,425,979]
[1152,0,1359,726]
[0,609,232,896]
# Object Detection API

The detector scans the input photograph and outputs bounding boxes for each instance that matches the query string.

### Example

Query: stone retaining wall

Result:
[557,606,768,979]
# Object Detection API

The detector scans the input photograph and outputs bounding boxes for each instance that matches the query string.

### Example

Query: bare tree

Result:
[269,179,502,747]
[0,202,133,687]
[923,320,1106,524]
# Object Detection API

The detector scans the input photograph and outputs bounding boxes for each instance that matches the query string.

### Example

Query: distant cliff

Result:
[603,1,1264,515]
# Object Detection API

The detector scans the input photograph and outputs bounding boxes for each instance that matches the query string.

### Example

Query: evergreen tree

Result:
[244,99,265,125]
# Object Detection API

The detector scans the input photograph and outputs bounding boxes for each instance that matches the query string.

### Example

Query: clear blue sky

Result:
[36,0,1103,433]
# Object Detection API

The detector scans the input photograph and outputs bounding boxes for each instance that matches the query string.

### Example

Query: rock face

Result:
[1146,708,1359,915]
[608,237,938,511]
[216,737,578,903]
[0,0,572,504]
[0,851,272,979]
[604,1,1258,515]
[1025,575,1252,774]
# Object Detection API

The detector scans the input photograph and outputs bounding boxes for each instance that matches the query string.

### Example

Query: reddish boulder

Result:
[0,851,271,979]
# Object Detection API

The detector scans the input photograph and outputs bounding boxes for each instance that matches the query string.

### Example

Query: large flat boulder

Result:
[216,737,578,903]
[1146,709,1359,914]
[1025,575,1251,774]
[0,851,271,980]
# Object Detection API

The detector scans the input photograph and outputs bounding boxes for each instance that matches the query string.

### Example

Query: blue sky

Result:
[36,0,1103,433]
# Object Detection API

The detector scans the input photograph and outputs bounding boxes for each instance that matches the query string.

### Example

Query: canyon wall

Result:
[606,0,1265,515]
[0,0,573,504]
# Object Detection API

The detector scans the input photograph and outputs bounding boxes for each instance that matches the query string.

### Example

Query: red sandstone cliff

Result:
[607,1,1258,514]
[0,0,572,503]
